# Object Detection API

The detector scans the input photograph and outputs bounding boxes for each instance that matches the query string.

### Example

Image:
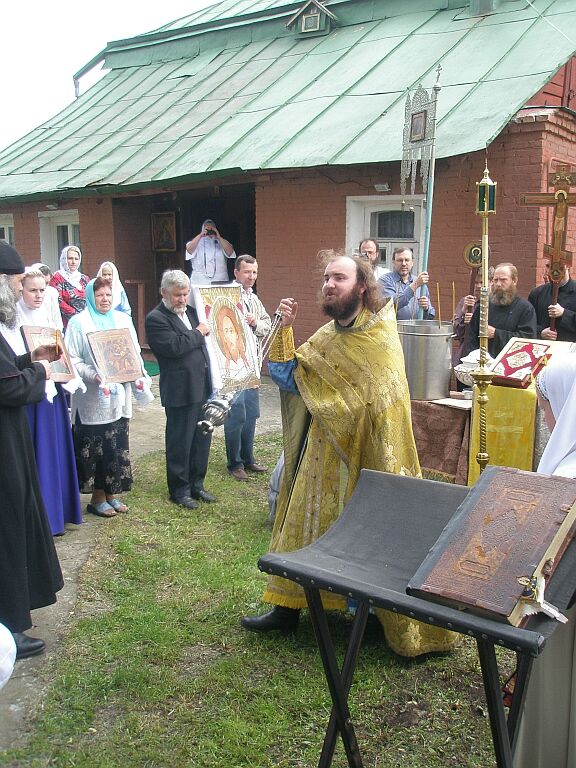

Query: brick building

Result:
[0,0,574,345]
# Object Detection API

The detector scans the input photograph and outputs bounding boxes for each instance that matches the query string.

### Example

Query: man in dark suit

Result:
[145,270,215,509]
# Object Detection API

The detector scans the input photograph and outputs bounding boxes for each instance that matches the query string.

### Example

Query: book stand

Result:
[259,470,576,768]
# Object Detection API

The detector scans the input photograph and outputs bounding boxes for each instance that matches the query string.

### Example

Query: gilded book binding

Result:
[490,339,550,388]
[407,467,576,626]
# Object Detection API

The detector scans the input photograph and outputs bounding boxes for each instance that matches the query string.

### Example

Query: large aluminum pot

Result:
[397,320,454,401]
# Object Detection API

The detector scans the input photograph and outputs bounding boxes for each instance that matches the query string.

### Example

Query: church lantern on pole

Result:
[471,161,497,474]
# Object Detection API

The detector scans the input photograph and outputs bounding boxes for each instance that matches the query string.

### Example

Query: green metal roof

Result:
[0,0,574,201]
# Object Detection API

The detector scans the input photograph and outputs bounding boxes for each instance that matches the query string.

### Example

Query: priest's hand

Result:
[278,298,298,327]
[541,327,558,341]
[548,303,564,319]
[31,343,60,363]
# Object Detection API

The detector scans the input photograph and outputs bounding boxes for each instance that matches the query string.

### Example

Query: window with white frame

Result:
[345,196,425,271]
[38,210,81,271]
[0,214,15,246]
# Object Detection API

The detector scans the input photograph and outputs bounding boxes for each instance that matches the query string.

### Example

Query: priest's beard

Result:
[0,276,18,329]
[321,283,364,322]
[491,286,516,306]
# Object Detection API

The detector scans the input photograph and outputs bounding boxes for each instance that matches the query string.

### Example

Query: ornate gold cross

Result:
[520,164,576,330]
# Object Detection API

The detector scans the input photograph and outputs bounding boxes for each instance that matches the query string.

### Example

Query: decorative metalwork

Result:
[400,66,442,197]
[471,162,497,475]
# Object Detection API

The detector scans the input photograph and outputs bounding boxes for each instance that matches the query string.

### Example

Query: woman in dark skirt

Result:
[65,277,151,518]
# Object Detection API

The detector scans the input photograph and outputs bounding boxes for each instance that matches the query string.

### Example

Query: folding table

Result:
[259,469,576,768]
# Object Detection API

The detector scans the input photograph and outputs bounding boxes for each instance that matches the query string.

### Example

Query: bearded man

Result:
[145,269,215,509]
[465,262,536,358]
[241,252,459,657]
[0,242,63,660]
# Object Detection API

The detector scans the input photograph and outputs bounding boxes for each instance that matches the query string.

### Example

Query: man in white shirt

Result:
[185,219,236,285]
[225,255,271,481]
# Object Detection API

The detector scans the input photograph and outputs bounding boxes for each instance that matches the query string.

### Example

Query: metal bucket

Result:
[397,320,454,401]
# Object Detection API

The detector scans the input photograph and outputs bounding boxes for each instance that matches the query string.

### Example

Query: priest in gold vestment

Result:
[241,252,458,656]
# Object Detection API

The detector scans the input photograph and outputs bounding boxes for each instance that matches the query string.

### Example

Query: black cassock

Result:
[0,334,63,633]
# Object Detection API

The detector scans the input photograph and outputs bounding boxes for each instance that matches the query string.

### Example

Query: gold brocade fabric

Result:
[467,382,537,485]
[263,304,460,657]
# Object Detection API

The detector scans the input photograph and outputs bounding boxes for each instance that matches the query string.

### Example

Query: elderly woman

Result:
[65,276,151,518]
[513,352,576,768]
[96,261,131,315]
[50,246,89,330]
[16,268,83,535]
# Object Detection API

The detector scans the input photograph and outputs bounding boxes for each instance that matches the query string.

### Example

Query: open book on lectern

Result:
[407,467,576,626]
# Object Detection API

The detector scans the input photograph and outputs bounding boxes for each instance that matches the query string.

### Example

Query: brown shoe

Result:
[245,462,267,473]
[229,467,249,482]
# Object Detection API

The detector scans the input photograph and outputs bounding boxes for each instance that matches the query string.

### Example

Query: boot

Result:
[13,632,45,660]
[241,606,300,634]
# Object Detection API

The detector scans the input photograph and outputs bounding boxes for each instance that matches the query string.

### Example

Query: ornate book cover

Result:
[490,339,550,388]
[407,467,576,626]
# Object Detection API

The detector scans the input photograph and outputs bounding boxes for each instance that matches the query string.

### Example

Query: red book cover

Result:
[490,340,550,388]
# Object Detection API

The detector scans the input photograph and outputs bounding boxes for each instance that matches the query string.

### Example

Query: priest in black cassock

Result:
[465,262,537,358]
[0,242,63,660]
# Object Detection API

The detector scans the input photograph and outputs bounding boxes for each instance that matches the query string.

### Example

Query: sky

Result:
[0,1,214,152]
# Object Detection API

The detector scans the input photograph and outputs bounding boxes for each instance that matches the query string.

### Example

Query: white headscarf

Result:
[536,352,576,478]
[17,269,53,328]
[96,261,124,310]
[57,246,85,289]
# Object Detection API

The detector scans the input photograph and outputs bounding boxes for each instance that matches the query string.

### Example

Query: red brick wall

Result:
[255,109,574,344]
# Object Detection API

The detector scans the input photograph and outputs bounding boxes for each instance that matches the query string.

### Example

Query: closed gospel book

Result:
[490,339,550,388]
[407,467,576,626]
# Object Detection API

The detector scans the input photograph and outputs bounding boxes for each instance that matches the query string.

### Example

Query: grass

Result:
[0,432,508,767]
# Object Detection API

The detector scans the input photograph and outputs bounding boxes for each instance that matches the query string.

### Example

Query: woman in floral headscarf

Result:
[49,246,89,329]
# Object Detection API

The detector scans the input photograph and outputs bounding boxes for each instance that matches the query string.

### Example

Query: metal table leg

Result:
[304,587,364,768]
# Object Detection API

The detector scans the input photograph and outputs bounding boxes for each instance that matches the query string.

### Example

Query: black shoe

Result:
[191,489,216,503]
[241,606,300,634]
[13,632,45,660]
[170,496,199,510]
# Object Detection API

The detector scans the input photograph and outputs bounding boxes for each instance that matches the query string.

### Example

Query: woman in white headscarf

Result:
[29,263,63,331]
[514,352,576,768]
[15,268,83,535]
[49,246,89,330]
[96,261,131,315]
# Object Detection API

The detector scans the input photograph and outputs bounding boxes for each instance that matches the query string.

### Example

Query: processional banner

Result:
[190,285,260,396]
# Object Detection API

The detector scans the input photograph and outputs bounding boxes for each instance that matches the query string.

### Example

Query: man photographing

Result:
[185,219,236,285]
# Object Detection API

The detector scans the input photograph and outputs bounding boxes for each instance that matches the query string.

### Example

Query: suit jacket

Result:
[145,303,211,407]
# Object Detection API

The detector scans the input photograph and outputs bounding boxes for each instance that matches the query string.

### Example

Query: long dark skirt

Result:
[73,416,132,494]
[27,386,82,535]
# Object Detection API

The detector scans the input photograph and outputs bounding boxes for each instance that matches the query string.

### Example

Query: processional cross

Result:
[520,164,576,331]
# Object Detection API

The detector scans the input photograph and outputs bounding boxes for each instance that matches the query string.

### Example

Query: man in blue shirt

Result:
[378,247,435,320]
